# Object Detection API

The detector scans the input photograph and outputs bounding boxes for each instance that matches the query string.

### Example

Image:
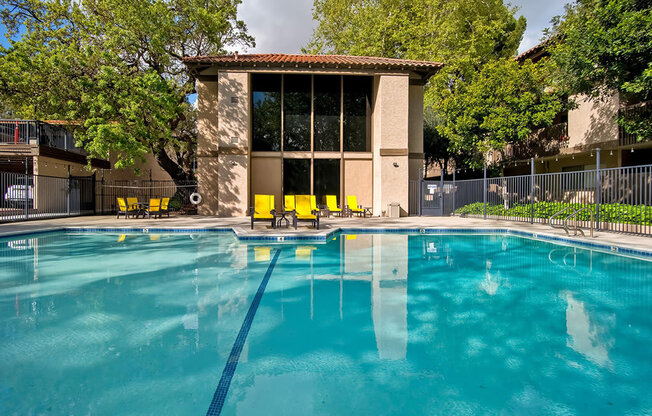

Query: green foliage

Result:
[549,0,652,140]
[305,0,565,169]
[305,0,526,71]
[0,0,253,180]
[429,59,567,168]
[455,201,652,225]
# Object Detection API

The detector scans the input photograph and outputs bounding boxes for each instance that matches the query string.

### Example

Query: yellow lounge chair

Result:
[126,197,139,211]
[310,195,318,213]
[293,195,319,229]
[346,195,371,217]
[116,198,139,219]
[284,195,296,212]
[251,194,276,229]
[324,195,342,217]
[160,197,170,217]
[144,198,161,219]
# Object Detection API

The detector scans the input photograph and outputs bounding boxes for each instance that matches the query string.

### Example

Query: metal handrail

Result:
[563,207,595,237]
[549,206,572,230]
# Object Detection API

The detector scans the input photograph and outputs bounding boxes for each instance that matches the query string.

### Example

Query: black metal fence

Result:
[0,171,197,223]
[0,171,96,223]
[434,162,652,236]
[96,179,197,215]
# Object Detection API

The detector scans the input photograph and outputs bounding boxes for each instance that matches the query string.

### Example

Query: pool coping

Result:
[1,224,651,259]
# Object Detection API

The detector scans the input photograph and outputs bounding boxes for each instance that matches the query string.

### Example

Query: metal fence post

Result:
[452,169,456,214]
[530,157,535,224]
[595,148,601,231]
[24,157,29,221]
[418,168,423,216]
[483,164,487,220]
[440,168,444,215]
[67,165,71,216]
[101,170,105,215]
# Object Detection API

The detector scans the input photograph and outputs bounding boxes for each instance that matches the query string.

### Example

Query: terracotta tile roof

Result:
[515,39,552,63]
[182,53,443,72]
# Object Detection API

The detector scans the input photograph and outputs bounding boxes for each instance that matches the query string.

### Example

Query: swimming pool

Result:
[0,231,650,415]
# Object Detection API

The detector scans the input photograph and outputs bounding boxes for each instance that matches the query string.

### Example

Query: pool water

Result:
[0,232,650,415]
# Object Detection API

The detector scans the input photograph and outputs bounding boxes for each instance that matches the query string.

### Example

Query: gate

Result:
[420,180,444,216]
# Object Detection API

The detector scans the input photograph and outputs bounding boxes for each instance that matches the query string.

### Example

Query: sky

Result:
[1,1,569,54]
[236,0,569,55]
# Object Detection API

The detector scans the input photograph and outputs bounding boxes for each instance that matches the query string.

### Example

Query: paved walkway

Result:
[1,214,651,255]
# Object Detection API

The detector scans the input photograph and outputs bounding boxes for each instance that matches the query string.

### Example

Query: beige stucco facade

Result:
[191,58,434,217]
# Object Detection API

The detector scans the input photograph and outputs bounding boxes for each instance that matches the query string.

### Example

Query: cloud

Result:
[236,0,569,56]
[236,0,317,54]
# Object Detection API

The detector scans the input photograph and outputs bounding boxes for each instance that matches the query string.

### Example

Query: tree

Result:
[548,0,652,141]
[432,59,567,168]
[0,0,253,182]
[305,0,536,168]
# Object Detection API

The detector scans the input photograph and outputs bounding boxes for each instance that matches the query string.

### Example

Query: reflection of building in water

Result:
[371,234,408,360]
[563,291,614,368]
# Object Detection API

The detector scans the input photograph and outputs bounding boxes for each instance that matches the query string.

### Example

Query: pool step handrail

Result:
[549,206,572,231]
[562,207,595,238]
[549,206,595,238]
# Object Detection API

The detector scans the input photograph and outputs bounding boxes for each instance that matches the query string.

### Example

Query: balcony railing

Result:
[619,100,651,146]
[0,120,82,153]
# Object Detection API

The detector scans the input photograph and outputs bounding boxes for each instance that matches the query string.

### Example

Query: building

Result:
[183,53,442,217]
[503,43,652,176]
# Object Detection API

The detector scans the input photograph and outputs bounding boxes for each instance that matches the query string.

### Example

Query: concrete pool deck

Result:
[1,214,651,257]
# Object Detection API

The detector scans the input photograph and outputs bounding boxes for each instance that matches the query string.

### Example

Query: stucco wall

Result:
[344,159,373,209]
[196,78,220,215]
[372,74,410,216]
[568,92,620,148]
[102,153,172,182]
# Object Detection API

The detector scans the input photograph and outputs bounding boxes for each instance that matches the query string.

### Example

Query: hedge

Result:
[454,201,652,226]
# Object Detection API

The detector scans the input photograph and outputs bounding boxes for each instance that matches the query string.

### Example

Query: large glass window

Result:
[314,75,340,151]
[283,74,311,151]
[251,74,282,151]
[283,159,311,195]
[313,159,340,204]
[343,76,372,152]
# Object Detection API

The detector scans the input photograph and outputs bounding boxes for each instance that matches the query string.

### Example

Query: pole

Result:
[418,168,423,216]
[101,170,105,215]
[439,167,444,216]
[530,157,535,224]
[452,169,456,214]
[483,164,487,220]
[595,148,601,231]
[67,165,71,216]
[24,157,29,220]
[15,121,19,144]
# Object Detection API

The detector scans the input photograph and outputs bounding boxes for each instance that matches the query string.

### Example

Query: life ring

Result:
[189,192,202,205]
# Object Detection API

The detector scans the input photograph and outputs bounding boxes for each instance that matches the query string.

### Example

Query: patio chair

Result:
[126,197,139,211]
[293,195,319,230]
[160,197,170,218]
[250,194,276,229]
[144,198,161,219]
[323,195,342,217]
[346,195,371,217]
[116,198,139,219]
[284,195,296,212]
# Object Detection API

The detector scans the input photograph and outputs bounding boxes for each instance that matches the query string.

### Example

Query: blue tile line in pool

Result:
[205,248,282,416]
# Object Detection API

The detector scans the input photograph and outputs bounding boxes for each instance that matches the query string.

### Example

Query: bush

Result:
[454,201,652,225]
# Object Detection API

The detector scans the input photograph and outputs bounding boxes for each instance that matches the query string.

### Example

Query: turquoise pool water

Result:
[0,231,650,415]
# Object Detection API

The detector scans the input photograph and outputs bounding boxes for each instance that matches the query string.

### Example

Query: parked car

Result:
[4,184,33,208]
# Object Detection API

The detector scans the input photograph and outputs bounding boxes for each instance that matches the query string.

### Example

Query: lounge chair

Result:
[126,197,139,212]
[284,195,296,212]
[346,195,371,217]
[310,195,318,213]
[144,198,161,219]
[293,195,319,229]
[323,195,342,217]
[251,194,276,229]
[160,197,170,217]
[117,197,139,219]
